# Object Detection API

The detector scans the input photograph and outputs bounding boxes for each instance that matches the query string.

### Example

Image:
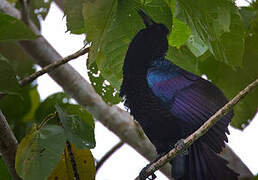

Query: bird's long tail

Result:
[173,141,239,180]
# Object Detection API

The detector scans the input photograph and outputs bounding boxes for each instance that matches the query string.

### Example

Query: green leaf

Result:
[175,0,245,66]
[83,0,118,64]
[0,12,37,41]
[0,42,35,79]
[22,86,41,123]
[0,85,40,141]
[197,5,258,129]
[166,46,200,75]
[198,51,258,129]
[0,54,20,94]
[35,92,71,123]
[0,158,11,180]
[87,62,121,104]
[186,35,208,57]
[64,0,85,34]
[15,125,66,180]
[0,42,38,140]
[30,0,52,20]
[169,18,191,48]
[48,144,95,180]
[56,105,96,149]
[83,0,172,89]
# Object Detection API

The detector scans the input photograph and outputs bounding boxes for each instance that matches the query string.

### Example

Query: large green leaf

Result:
[83,0,172,89]
[15,125,66,180]
[64,0,85,34]
[35,92,71,123]
[56,105,96,149]
[186,35,208,57]
[174,0,245,66]
[169,18,191,48]
[0,85,40,141]
[166,46,200,75]
[0,54,20,94]
[198,51,258,129]
[87,62,121,104]
[168,0,192,48]
[83,0,118,65]
[0,42,35,79]
[0,12,37,41]
[29,0,52,20]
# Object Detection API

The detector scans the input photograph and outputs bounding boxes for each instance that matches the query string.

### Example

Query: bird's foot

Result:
[139,164,157,180]
[175,139,188,155]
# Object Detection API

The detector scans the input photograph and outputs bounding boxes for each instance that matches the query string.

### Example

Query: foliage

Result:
[0,12,37,41]
[47,143,96,180]
[64,0,258,129]
[15,125,66,180]
[0,0,257,179]
[0,158,11,180]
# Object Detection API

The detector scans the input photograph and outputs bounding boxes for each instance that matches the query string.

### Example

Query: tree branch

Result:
[135,78,258,180]
[19,46,89,87]
[0,0,253,179]
[0,110,21,180]
[96,141,124,172]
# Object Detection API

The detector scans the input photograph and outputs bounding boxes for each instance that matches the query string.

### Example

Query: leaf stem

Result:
[37,112,57,130]
[66,141,80,180]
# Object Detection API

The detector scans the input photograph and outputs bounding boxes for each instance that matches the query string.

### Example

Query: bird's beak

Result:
[138,9,155,27]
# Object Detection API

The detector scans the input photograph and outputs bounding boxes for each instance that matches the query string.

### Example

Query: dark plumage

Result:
[120,9,238,180]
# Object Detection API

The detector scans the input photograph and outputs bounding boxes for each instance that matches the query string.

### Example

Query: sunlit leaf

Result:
[174,0,245,66]
[169,18,191,48]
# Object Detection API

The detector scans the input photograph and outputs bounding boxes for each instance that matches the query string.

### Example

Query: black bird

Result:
[120,9,239,180]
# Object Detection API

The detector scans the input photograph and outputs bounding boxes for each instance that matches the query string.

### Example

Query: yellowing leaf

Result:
[48,144,96,180]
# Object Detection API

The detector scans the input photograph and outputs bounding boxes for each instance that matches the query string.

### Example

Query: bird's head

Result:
[124,9,169,70]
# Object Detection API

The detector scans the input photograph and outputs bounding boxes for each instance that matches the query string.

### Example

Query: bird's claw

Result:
[175,139,188,155]
[139,164,157,180]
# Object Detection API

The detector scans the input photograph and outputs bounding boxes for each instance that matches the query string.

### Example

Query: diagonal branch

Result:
[135,78,258,180]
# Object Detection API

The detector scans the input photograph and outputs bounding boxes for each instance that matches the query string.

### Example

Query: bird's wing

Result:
[147,60,233,153]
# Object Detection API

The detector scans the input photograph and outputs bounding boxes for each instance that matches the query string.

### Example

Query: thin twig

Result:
[66,141,80,180]
[96,141,124,172]
[0,110,21,180]
[19,46,89,87]
[135,78,258,180]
